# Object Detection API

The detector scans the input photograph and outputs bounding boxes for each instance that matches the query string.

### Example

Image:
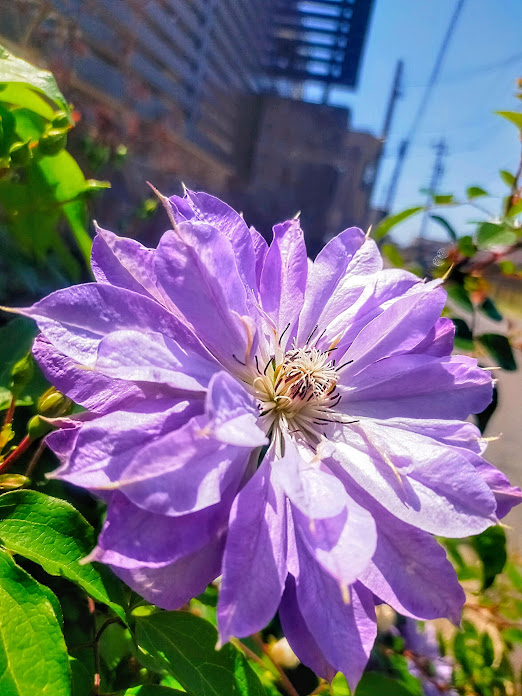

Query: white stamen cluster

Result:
[252,347,342,442]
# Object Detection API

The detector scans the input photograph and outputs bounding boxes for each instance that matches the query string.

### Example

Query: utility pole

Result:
[419,138,448,239]
[416,138,448,269]
[381,0,466,214]
[381,60,403,141]
[368,60,404,227]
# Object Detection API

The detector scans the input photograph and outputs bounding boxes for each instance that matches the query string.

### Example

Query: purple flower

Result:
[16,190,521,689]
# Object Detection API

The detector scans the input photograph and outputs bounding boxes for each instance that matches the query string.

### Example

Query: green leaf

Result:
[432,193,455,205]
[479,298,502,322]
[373,206,423,240]
[447,284,473,313]
[36,151,93,264]
[499,170,515,187]
[0,45,69,115]
[452,318,474,351]
[355,673,418,696]
[507,200,522,218]
[476,222,517,249]
[457,235,476,257]
[135,611,267,696]
[0,490,126,620]
[429,214,457,241]
[0,547,71,695]
[496,110,522,130]
[477,333,517,371]
[471,526,507,590]
[331,673,350,695]
[0,474,29,491]
[381,242,404,267]
[498,260,517,275]
[117,688,186,695]
[466,186,488,199]
[69,657,92,696]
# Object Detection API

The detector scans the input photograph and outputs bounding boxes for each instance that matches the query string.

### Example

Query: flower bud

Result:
[9,353,34,395]
[0,473,29,490]
[51,111,71,129]
[37,387,73,418]
[27,415,52,439]
[9,139,32,167]
[39,128,67,156]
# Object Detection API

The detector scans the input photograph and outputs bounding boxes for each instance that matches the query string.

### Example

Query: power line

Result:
[383,0,467,212]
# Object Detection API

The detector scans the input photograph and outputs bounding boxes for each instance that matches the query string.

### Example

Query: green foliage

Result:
[476,222,517,249]
[0,490,126,620]
[373,206,423,240]
[429,214,457,241]
[471,526,507,590]
[355,673,418,696]
[479,297,503,322]
[135,610,267,696]
[496,110,522,130]
[477,333,517,371]
[0,44,109,302]
[0,548,70,695]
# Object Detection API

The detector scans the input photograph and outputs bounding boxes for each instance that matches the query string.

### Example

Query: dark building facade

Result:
[1,0,379,247]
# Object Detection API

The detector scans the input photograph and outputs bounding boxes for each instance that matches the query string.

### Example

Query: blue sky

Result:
[307,0,522,244]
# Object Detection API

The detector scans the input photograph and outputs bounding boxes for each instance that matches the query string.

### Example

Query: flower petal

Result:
[50,400,199,490]
[91,225,161,301]
[19,283,205,366]
[169,189,258,295]
[206,371,268,448]
[341,283,446,375]
[326,421,497,537]
[339,354,493,420]
[90,491,231,569]
[412,317,455,357]
[297,227,379,342]
[154,222,256,370]
[293,530,376,690]
[113,534,224,610]
[473,460,522,519]
[33,336,163,415]
[218,458,287,642]
[259,219,308,348]
[279,576,336,682]
[95,329,218,391]
[357,500,465,623]
[117,419,251,516]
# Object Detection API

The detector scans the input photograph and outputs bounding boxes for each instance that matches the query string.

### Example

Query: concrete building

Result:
[1,0,380,247]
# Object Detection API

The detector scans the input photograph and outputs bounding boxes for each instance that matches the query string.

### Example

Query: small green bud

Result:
[51,110,71,129]
[9,353,34,394]
[9,139,32,167]
[39,128,67,156]
[27,415,52,439]
[37,387,73,418]
[84,179,111,195]
[0,473,29,490]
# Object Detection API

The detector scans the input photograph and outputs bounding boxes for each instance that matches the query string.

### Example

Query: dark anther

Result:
[305,324,319,345]
[279,322,291,344]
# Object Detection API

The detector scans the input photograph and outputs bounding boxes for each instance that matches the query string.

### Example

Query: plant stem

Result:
[25,439,47,478]
[3,398,15,428]
[0,435,32,473]
[252,634,301,696]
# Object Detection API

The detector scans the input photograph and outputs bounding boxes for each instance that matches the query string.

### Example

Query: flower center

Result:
[253,348,341,433]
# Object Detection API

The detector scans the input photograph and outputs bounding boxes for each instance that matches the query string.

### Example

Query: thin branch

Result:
[505,142,522,214]
[0,435,33,474]
[25,439,47,478]
[3,397,15,429]
[252,634,301,696]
